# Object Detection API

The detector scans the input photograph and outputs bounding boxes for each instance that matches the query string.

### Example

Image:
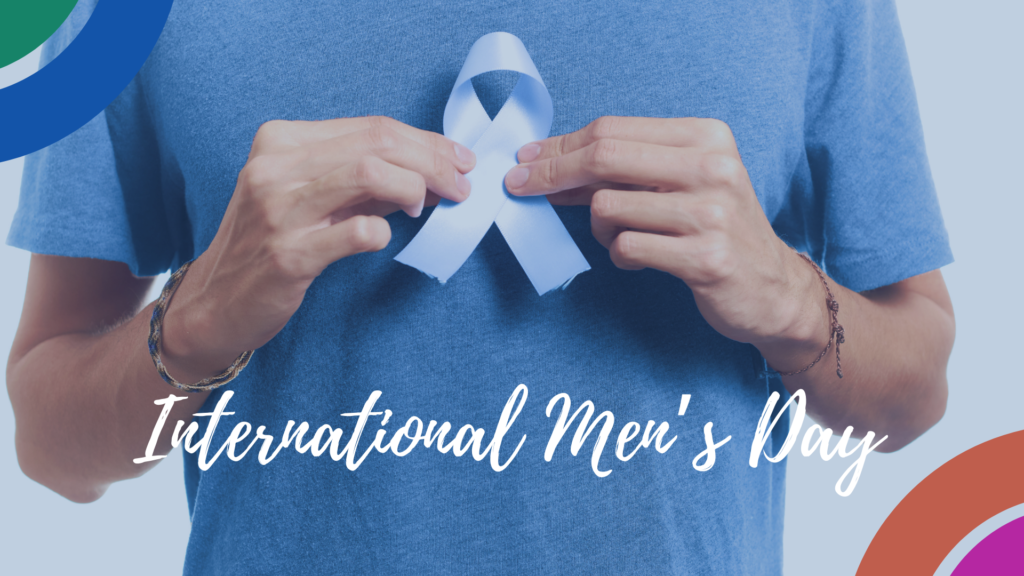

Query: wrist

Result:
[751,248,831,373]
[158,260,243,384]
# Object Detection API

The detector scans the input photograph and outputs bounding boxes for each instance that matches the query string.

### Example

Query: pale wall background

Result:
[0,1,1021,574]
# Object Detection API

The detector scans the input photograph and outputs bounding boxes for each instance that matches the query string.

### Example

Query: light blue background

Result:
[0,1,1020,573]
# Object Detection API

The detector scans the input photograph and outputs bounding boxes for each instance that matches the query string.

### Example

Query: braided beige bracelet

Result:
[148,259,254,393]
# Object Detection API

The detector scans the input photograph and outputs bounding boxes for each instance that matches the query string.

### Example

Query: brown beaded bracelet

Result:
[148,259,254,393]
[773,252,845,379]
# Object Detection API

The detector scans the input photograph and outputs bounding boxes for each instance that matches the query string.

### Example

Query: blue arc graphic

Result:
[0,0,174,163]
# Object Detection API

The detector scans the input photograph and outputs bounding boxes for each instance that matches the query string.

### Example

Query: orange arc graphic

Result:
[857,430,1024,575]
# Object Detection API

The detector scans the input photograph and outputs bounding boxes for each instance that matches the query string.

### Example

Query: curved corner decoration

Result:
[857,430,1024,575]
[0,0,175,162]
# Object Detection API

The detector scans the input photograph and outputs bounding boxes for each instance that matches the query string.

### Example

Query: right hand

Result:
[159,116,476,382]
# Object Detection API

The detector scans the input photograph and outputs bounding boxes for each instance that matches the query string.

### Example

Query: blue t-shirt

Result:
[11,1,952,574]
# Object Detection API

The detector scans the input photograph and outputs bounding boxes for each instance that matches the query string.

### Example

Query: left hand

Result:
[503,116,826,357]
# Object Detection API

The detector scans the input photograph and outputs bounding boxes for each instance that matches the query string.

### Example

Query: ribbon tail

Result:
[494,195,590,295]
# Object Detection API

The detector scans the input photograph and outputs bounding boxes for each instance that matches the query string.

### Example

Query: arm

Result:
[7,117,476,502]
[504,116,954,451]
[6,255,196,503]
[769,267,953,452]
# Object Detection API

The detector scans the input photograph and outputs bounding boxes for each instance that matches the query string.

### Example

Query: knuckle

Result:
[366,115,395,131]
[432,150,450,182]
[366,125,398,152]
[347,217,374,250]
[609,232,641,268]
[252,120,290,151]
[589,116,620,141]
[701,118,735,148]
[588,138,618,172]
[702,153,744,186]
[554,134,570,158]
[354,156,388,188]
[696,239,735,281]
[428,132,452,154]
[255,119,288,140]
[590,190,618,219]
[694,203,727,230]
[540,157,560,188]
[347,216,390,252]
[239,156,281,193]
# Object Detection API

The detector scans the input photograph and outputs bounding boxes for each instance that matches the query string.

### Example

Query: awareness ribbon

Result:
[394,32,590,295]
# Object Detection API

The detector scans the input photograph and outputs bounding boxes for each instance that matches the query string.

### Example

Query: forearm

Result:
[756,268,954,452]
[8,302,211,503]
[8,119,475,503]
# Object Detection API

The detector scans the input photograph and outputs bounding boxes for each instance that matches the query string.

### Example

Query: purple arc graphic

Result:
[952,516,1024,575]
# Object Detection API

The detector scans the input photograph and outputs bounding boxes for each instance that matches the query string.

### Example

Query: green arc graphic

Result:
[0,0,79,69]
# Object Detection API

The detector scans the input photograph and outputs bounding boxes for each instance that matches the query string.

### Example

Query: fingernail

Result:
[454,142,474,165]
[456,170,471,198]
[517,143,541,163]
[506,165,529,190]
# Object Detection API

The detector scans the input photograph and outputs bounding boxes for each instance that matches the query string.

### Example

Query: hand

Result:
[161,116,476,381]
[504,116,826,362]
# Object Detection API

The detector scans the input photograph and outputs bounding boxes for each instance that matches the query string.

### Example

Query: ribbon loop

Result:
[395,32,590,295]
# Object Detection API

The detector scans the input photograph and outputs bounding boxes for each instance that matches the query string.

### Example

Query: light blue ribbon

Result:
[395,32,590,295]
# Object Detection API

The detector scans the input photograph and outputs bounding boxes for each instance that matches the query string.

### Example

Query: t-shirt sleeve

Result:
[798,0,953,292]
[6,0,176,277]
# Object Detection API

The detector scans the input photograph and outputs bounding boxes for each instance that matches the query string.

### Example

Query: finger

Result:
[590,212,624,251]
[257,116,476,174]
[546,182,656,207]
[590,190,669,249]
[590,190,715,243]
[608,231,731,287]
[360,126,472,202]
[608,231,683,272]
[517,117,737,164]
[293,125,471,202]
[360,117,476,175]
[506,139,746,196]
[321,190,445,222]
[380,120,476,174]
[304,215,393,265]
[287,156,427,227]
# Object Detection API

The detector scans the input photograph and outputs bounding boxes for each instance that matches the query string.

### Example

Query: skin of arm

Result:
[6,117,476,502]
[7,256,208,503]
[506,116,955,452]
